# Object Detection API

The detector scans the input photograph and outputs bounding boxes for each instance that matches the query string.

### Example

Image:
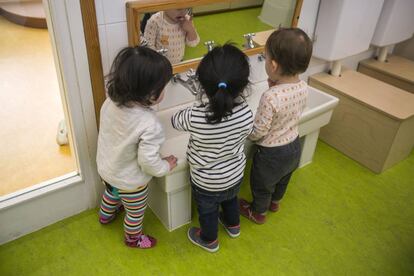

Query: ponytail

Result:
[206,86,234,123]
[196,44,250,124]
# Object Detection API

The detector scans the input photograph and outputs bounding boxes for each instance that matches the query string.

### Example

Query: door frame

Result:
[0,0,102,244]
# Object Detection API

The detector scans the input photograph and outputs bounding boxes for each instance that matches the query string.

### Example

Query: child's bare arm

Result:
[180,15,199,46]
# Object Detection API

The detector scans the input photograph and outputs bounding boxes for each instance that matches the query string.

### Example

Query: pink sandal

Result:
[125,234,157,249]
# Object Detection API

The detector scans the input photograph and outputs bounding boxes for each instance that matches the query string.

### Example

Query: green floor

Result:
[1,141,413,275]
[183,8,272,61]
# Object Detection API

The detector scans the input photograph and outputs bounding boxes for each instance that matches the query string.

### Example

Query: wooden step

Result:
[309,68,414,173]
[0,1,46,29]
[358,55,414,94]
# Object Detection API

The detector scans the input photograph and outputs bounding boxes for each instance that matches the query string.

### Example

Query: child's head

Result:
[197,44,250,124]
[265,28,312,81]
[107,46,172,107]
[164,9,189,23]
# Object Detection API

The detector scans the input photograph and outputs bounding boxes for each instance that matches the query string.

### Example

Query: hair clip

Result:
[218,82,227,89]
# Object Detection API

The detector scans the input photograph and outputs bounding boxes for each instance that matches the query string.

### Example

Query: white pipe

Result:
[330,60,342,77]
[377,46,388,62]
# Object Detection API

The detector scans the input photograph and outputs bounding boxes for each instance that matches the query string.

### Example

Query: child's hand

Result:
[267,78,277,88]
[163,155,178,170]
[180,14,196,33]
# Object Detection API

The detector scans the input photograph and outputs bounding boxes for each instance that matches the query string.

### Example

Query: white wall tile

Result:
[158,81,196,110]
[297,0,320,39]
[341,48,375,70]
[94,0,104,25]
[105,22,128,68]
[102,0,127,24]
[98,25,110,76]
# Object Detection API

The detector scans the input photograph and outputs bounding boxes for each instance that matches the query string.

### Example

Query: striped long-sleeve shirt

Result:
[171,101,253,192]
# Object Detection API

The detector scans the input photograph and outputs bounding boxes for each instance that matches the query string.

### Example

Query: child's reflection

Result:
[143,9,200,64]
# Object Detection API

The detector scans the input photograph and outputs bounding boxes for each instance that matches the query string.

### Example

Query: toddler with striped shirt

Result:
[172,44,253,253]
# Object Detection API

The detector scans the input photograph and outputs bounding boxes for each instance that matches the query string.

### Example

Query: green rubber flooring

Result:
[183,7,272,61]
[1,141,413,275]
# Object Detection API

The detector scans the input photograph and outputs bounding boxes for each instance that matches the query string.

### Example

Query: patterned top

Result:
[172,101,253,192]
[143,12,200,64]
[249,81,308,147]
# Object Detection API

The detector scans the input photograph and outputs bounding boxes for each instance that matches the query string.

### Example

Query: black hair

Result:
[140,13,153,33]
[106,46,172,107]
[197,44,250,124]
[266,28,313,76]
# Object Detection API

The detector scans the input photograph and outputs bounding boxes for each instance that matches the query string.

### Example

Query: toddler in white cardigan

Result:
[97,46,177,249]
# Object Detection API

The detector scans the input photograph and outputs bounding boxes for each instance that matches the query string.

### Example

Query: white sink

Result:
[249,54,267,84]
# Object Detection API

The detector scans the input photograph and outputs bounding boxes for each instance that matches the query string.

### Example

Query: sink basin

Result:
[249,54,267,84]
[155,80,339,172]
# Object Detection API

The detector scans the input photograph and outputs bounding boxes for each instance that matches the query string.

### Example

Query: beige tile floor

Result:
[0,16,76,196]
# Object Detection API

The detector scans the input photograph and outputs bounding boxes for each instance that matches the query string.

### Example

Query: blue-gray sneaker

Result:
[218,213,240,238]
[187,227,219,253]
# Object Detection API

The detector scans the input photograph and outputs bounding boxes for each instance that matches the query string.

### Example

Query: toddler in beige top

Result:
[239,28,313,224]
[144,9,200,64]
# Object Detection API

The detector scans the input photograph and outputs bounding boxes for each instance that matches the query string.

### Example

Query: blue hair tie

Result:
[218,82,227,89]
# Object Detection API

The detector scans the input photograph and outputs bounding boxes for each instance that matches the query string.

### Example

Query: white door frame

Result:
[0,0,102,244]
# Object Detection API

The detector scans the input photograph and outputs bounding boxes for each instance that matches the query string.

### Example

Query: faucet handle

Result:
[139,35,149,47]
[258,52,265,62]
[157,47,168,56]
[243,33,256,49]
[243,33,256,39]
[204,40,215,52]
[186,68,196,79]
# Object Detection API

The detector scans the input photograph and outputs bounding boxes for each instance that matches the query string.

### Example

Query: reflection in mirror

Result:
[138,0,297,65]
[142,8,200,64]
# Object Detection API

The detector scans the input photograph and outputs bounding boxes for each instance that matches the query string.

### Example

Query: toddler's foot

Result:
[218,213,240,238]
[239,198,266,224]
[187,227,219,253]
[99,205,124,224]
[125,233,157,249]
[269,201,280,212]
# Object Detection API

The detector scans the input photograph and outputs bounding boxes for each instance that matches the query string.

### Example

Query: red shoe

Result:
[125,233,157,249]
[269,201,280,212]
[239,198,266,224]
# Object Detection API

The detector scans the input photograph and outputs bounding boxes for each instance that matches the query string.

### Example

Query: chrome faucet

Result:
[258,52,265,62]
[157,47,168,56]
[243,33,256,49]
[204,40,215,52]
[140,35,149,47]
[172,68,200,96]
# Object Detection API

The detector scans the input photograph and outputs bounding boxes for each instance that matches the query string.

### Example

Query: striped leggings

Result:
[99,183,148,236]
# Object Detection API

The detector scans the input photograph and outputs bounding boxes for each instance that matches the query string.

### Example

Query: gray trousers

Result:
[250,137,301,213]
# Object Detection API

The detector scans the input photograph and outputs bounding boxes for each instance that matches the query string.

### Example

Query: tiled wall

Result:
[95,0,128,76]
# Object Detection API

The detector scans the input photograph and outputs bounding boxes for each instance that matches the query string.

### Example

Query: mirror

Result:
[127,0,303,73]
